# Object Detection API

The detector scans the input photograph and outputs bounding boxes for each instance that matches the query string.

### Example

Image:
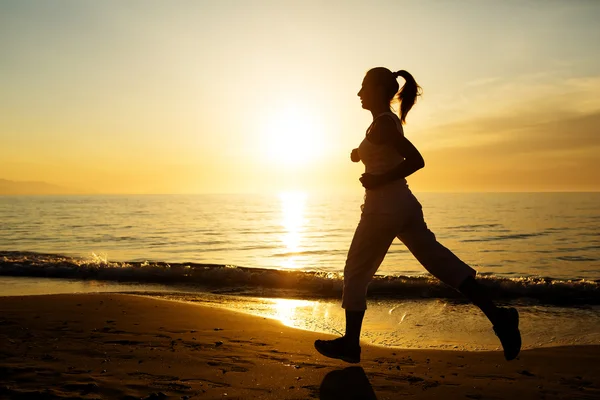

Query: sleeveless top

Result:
[358,112,415,214]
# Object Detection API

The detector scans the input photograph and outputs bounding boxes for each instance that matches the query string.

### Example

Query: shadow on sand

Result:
[320,366,378,400]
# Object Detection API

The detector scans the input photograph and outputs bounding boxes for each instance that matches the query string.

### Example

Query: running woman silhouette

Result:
[314,67,521,363]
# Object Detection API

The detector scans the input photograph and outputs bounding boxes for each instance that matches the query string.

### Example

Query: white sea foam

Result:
[1,251,598,305]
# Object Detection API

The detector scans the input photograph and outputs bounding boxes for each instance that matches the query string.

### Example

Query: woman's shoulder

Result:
[369,113,403,144]
[375,112,403,129]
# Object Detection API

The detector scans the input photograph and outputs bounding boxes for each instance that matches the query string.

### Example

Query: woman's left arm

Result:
[360,117,425,189]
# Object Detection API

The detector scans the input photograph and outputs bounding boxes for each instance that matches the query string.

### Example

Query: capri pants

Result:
[341,197,476,311]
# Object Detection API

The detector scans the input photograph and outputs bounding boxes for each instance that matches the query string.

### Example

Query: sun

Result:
[263,105,325,166]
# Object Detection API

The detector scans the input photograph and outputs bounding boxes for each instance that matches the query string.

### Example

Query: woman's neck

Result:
[370,105,392,119]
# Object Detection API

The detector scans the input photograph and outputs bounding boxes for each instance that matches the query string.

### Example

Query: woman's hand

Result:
[350,148,360,163]
[359,173,387,190]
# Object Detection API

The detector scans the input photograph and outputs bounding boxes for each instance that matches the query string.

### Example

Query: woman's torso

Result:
[358,112,417,214]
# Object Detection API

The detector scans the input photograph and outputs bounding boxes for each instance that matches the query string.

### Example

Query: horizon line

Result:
[1,190,600,197]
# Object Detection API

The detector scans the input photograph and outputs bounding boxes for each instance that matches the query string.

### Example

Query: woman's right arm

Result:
[383,132,425,180]
[359,117,424,189]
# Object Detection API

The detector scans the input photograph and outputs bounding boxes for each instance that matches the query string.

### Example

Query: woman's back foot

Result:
[314,336,361,364]
[493,307,521,361]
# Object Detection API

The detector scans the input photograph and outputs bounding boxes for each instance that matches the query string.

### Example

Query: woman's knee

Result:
[342,277,370,304]
[342,292,368,311]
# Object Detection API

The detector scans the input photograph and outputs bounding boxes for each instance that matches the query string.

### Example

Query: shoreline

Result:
[5,285,600,352]
[1,293,599,399]
[4,278,599,352]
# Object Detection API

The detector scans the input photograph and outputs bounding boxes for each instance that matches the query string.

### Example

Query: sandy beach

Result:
[0,294,598,400]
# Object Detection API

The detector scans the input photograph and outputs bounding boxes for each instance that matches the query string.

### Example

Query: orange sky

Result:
[1,1,599,194]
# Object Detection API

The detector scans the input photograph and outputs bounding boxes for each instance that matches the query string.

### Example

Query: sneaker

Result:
[314,337,361,364]
[493,307,521,361]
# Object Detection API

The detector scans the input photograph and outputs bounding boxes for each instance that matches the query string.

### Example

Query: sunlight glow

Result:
[2,2,600,193]
[278,191,307,269]
[271,298,314,327]
[264,106,325,166]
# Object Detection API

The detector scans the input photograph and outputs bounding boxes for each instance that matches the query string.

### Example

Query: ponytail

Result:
[393,70,422,124]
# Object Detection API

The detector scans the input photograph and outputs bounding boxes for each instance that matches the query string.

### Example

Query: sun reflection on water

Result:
[278,191,307,269]
[271,298,316,328]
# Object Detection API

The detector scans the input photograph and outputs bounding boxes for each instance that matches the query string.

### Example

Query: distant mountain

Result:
[0,179,85,195]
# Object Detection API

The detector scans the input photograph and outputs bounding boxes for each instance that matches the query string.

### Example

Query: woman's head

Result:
[357,67,422,124]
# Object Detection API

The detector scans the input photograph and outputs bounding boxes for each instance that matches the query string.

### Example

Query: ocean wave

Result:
[272,249,344,257]
[449,223,502,231]
[462,232,549,242]
[557,255,598,262]
[1,251,598,305]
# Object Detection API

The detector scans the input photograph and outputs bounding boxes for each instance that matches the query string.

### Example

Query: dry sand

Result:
[0,293,598,399]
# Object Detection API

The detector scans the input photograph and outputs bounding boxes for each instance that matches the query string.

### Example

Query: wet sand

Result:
[0,294,598,399]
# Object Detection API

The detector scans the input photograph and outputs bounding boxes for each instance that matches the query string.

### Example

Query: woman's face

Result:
[357,76,383,110]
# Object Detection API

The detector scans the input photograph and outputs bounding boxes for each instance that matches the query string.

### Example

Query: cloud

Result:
[407,75,600,191]
[410,109,600,191]
[465,76,501,87]
[418,73,600,147]
[419,73,600,133]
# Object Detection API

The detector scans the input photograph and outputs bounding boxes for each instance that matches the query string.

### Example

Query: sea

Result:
[1,192,599,352]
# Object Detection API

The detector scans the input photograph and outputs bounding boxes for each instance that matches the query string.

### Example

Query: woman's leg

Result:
[397,207,521,360]
[342,212,398,313]
[396,207,477,290]
[315,212,397,362]
[395,208,501,319]
[344,309,366,347]
[457,275,501,324]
